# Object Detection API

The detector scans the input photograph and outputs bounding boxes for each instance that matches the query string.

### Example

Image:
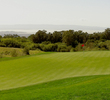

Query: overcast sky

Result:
[0,0,110,27]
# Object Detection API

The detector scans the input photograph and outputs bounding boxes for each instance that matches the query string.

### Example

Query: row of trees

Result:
[0,28,110,52]
[28,28,110,46]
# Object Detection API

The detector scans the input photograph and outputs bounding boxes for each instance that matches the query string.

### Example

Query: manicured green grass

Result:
[0,75,110,100]
[0,51,110,91]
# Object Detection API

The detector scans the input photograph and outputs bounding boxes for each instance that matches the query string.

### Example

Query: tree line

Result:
[0,28,110,52]
[28,28,110,45]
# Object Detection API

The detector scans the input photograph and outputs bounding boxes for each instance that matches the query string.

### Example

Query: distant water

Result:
[0,24,107,36]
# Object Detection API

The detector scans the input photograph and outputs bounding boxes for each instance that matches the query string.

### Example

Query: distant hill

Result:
[0,24,106,34]
[0,31,32,37]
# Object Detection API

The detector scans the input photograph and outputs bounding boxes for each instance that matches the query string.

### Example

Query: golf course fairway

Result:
[0,75,110,100]
[0,51,110,99]
[0,51,110,90]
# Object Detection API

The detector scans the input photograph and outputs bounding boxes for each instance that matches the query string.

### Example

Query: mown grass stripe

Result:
[0,51,110,90]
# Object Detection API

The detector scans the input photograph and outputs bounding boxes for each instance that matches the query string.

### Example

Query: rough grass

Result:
[0,47,42,57]
[0,75,110,100]
[0,51,110,90]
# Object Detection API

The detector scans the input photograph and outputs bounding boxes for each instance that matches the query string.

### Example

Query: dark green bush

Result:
[98,42,109,50]
[1,38,21,48]
[42,41,51,45]
[0,43,6,47]
[57,44,68,52]
[70,48,78,52]
[45,44,57,51]
[23,47,30,55]
[39,43,57,51]
[29,44,40,50]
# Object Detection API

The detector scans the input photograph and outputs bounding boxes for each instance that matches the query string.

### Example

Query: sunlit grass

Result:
[0,51,110,90]
[0,75,110,100]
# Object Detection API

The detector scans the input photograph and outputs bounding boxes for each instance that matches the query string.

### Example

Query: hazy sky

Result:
[0,0,110,27]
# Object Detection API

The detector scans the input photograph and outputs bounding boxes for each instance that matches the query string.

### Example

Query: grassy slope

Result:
[0,47,42,57]
[0,75,110,100]
[0,51,110,90]
[0,47,23,57]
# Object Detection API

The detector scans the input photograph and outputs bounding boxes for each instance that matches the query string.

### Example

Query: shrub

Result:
[60,49,67,52]
[0,52,3,58]
[39,43,58,51]
[98,42,109,50]
[1,38,21,48]
[57,44,67,52]
[70,48,78,52]
[23,47,30,55]
[4,51,10,55]
[42,41,51,44]
[66,46,73,52]
[0,43,6,47]
[11,50,18,57]
[45,44,57,51]
[74,44,82,51]
[29,44,40,50]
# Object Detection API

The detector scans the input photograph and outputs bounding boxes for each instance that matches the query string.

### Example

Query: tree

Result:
[23,47,30,55]
[104,28,110,40]
[100,32,106,41]
[28,34,36,43]
[93,32,101,41]
[62,30,74,46]
[52,31,62,43]
[0,35,2,39]
[4,34,20,38]
[46,32,53,42]
[35,30,47,43]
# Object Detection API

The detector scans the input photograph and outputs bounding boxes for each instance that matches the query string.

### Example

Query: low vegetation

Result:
[0,47,43,57]
[0,28,110,55]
